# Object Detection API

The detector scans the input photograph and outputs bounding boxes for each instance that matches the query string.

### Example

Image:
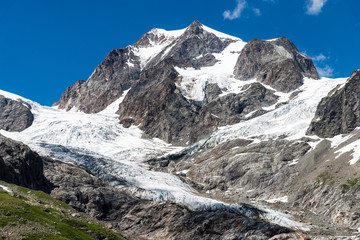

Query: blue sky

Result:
[1,0,359,106]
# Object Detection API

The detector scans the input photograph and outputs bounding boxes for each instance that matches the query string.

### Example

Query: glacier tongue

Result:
[0,89,244,213]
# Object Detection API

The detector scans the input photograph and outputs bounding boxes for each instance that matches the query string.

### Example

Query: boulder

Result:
[0,134,49,191]
[0,95,33,132]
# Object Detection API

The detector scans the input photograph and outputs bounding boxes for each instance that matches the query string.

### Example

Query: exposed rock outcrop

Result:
[0,95,33,132]
[44,157,135,220]
[150,138,311,196]
[118,61,198,144]
[307,70,360,138]
[0,134,49,191]
[54,47,141,113]
[234,37,319,92]
[119,201,292,240]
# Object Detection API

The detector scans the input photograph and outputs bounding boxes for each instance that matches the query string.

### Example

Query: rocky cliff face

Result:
[307,70,360,137]
[54,47,141,113]
[0,95,33,132]
[118,61,199,144]
[234,37,319,92]
[0,134,49,191]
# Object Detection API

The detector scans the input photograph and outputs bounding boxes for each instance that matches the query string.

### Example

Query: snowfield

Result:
[0,24,350,231]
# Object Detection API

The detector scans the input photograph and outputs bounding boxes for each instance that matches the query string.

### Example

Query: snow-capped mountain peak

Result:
[184,20,240,41]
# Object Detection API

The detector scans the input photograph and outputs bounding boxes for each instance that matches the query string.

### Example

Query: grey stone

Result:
[0,95,33,132]
[234,37,319,92]
[307,69,360,137]
[0,134,49,191]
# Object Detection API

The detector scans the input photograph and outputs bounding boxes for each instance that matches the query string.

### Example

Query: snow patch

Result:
[329,130,360,165]
[176,40,248,102]
[0,90,27,102]
[265,196,288,203]
[274,45,292,58]
[98,88,130,116]
[262,206,310,231]
[133,27,185,69]
[0,184,11,193]
[202,24,240,41]
[335,139,360,165]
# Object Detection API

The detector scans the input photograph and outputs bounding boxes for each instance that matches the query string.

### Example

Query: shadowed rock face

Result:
[0,95,33,132]
[117,61,199,144]
[0,134,50,191]
[234,37,319,92]
[54,47,141,113]
[307,70,360,138]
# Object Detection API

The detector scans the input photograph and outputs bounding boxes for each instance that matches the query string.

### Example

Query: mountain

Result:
[1,20,360,239]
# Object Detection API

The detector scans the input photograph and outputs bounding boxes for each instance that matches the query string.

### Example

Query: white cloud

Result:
[316,65,334,77]
[306,0,327,15]
[223,0,247,20]
[310,53,334,77]
[312,53,327,62]
[253,8,261,16]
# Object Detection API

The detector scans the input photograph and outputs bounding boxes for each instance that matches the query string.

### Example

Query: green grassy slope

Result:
[0,181,125,240]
